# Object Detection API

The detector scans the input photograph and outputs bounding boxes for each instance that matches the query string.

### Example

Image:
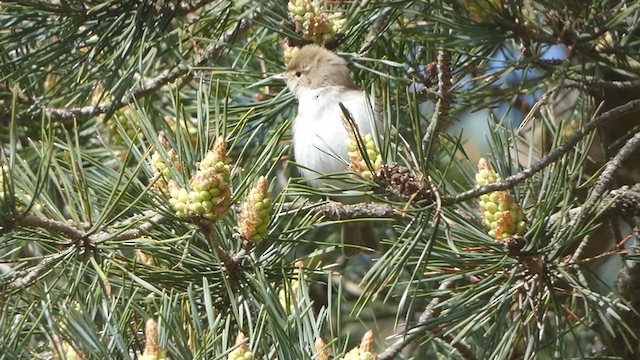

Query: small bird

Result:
[283,44,380,254]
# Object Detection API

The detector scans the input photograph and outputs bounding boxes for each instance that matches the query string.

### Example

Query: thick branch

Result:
[16,214,86,242]
[444,98,640,205]
[278,201,398,220]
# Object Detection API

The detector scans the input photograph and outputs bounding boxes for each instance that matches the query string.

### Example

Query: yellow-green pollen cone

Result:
[340,329,377,360]
[346,133,382,180]
[227,333,254,360]
[476,158,527,242]
[287,0,345,45]
[167,136,232,220]
[238,176,271,244]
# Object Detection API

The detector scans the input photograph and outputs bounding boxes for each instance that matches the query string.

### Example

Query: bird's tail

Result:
[341,222,380,257]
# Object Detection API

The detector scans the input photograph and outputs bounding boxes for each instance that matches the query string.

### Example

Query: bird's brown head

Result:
[284,45,357,97]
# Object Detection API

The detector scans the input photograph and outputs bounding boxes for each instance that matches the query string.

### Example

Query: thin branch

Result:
[570,131,640,262]
[170,0,220,16]
[358,8,393,55]
[0,84,36,105]
[8,9,261,122]
[422,50,453,162]
[591,132,640,205]
[567,76,640,91]
[194,218,237,270]
[17,210,169,244]
[444,97,640,205]
[2,248,75,293]
[378,281,476,360]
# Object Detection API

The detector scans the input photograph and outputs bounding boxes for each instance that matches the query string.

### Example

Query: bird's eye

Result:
[295,71,302,78]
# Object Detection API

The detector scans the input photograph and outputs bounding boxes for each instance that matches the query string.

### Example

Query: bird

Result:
[282,44,380,255]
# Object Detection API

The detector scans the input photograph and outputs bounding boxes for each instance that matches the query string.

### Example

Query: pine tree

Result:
[1,1,640,359]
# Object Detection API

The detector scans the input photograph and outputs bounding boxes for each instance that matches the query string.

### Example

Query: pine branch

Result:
[570,131,640,261]
[2,247,75,293]
[279,201,398,220]
[16,214,86,242]
[378,281,477,360]
[568,77,640,90]
[5,9,262,123]
[547,184,640,229]
[444,97,640,205]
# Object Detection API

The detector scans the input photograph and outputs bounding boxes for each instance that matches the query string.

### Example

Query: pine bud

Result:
[151,148,183,196]
[475,158,500,186]
[238,176,272,244]
[188,170,230,221]
[200,137,232,172]
[105,106,140,145]
[475,158,527,243]
[359,330,375,353]
[278,261,305,314]
[315,338,331,360]
[135,249,156,267]
[150,133,184,195]
[139,318,167,360]
[228,332,254,360]
[283,41,301,65]
[0,164,9,202]
[166,137,233,221]
[340,330,377,360]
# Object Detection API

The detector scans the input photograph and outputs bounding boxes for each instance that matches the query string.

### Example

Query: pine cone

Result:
[377,163,431,201]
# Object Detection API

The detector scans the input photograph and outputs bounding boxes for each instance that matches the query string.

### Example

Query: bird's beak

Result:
[248,73,285,88]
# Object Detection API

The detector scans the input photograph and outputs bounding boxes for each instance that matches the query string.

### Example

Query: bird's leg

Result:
[324,197,343,220]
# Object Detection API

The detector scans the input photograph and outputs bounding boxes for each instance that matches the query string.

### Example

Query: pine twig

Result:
[194,218,237,270]
[422,50,453,162]
[546,183,640,228]
[358,8,393,55]
[444,97,640,205]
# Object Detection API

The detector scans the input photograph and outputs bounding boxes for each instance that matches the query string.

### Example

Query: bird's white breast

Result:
[292,87,376,188]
